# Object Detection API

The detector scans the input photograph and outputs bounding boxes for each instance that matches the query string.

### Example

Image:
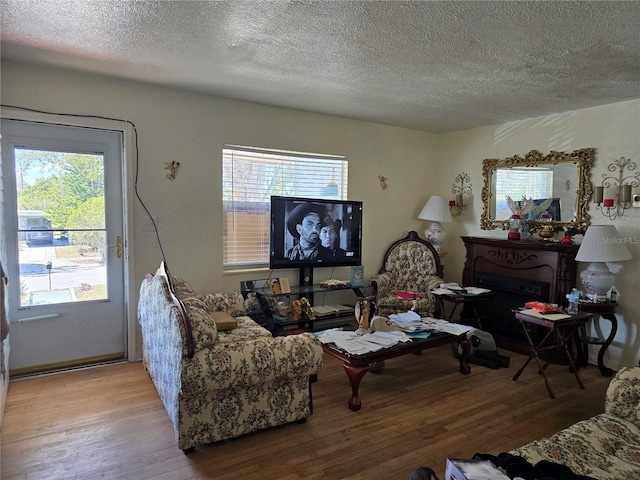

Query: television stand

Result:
[299,266,314,288]
[241,267,370,335]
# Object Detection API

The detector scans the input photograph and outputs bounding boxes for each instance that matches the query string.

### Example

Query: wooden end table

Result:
[322,331,471,411]
[436,291,494,328]
[512,309,590,399]
[577,300,618,377]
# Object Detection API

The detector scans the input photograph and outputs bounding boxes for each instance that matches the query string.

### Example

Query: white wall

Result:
[436,100,640,370]
[1,61,438,357]
[2,61,639,369]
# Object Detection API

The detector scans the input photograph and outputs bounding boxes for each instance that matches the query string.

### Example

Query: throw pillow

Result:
[171,276,197,300]
[209,311,238,331]
[181,297,218,352]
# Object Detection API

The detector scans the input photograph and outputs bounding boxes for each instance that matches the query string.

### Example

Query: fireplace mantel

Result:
[460,236,580,350]
[461,236,579,306]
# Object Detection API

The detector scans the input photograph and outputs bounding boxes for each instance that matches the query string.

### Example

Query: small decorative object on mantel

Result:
[562,226,585,245]
[505,195,534,240]
[508,214,521,240]
[538,212,555,240]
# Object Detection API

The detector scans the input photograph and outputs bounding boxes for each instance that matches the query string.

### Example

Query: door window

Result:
[16,148,108,306]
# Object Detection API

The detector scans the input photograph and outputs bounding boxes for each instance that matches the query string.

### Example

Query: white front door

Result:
[1,119,126,375]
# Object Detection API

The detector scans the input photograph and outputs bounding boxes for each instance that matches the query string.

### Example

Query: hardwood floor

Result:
[1,345,613,480]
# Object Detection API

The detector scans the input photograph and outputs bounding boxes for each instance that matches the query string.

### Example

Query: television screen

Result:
[270,196,363,270]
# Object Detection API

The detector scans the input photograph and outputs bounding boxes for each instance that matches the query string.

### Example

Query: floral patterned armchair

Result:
[137,262,324,452]
[371,231,444,318]
[509,366,640,479]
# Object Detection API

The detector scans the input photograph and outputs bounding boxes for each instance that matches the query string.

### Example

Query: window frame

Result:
[222,145,348,271]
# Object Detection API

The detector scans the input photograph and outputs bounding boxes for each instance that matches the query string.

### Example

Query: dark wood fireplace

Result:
[461,236,579,352]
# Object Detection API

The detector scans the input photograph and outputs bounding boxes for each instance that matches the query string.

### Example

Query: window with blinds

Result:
[494,168,553,219]
[222,146,348,270]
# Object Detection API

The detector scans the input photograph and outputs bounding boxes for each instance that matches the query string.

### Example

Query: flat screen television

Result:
[269,195,363,271]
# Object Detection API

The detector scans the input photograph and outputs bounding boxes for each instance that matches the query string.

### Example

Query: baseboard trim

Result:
[10,352,126,379]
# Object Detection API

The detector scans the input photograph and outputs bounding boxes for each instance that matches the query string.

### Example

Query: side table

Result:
[512,309,590,399]
[577,300,618,377]
[436,292,493,328]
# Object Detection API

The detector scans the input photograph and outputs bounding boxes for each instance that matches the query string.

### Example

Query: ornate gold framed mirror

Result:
[480,149,594,233]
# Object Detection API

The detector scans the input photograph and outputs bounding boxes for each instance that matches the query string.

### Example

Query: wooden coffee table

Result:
[322,331,471,411]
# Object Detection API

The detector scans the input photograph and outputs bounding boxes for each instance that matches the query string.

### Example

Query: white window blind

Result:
[222,145,348,270]
[494,168,553,219]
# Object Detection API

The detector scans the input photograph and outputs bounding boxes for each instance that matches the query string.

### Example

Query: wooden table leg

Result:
[342,363,369,411]
[555,327,584,390]
[597,313,617,377]
[457,335,471,374]
[513,320,556,399]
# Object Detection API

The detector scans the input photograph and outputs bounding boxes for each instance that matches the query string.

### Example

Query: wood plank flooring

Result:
[1,345,613,480]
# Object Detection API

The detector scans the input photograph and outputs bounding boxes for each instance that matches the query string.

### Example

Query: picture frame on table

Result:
[269,277,291,295]
[350,266,365,287]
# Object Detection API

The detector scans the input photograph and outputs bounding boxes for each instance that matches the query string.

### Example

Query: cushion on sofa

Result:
[198,292,246,318]
[180,297,217,354]
[216,316,272,343]
[605,366,640,428]
[171,276,197,300]
[209,311,237,331]
[510,367,640,480]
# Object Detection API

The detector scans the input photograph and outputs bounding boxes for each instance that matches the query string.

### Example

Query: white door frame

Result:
[1,106,137,362]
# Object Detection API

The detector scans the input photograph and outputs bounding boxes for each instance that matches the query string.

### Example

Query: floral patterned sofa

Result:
[137,262,324,452]
[371,231,444,318]
[509,366,640,479]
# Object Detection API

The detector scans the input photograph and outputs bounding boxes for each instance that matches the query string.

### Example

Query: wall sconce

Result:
[450,172,472,216]
[593,157,639,220]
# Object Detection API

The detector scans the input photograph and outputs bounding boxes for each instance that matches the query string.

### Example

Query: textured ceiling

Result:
[1,0,639,133]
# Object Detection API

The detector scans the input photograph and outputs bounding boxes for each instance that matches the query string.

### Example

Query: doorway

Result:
[1,119,130,375]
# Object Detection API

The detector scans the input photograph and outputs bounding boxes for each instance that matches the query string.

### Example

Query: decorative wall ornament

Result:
[378,175,388,190]
[450,172,471,216]
[592,157,639,220]
[165,160,181,180]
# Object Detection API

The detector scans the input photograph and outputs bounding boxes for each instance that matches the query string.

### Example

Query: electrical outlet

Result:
[633,194,640,208]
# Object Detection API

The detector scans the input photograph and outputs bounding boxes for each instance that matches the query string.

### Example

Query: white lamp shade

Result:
[575,225,632,263]
[575,225,632,298]
[418,196,452,223]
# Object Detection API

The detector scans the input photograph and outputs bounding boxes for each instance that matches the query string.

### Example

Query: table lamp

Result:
[575,225,632,300]
[418,196,452,253]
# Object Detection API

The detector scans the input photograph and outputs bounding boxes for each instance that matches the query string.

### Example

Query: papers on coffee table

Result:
[315,329,410,355]
[315,315,474,355]
[421,318,474,335]
[464,287,491,295]
[432,286,491,296]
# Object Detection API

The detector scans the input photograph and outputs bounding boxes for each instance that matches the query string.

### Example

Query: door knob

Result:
[108,235,122,258]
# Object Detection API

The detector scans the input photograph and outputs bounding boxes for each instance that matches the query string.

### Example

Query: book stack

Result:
[312,304,354,317]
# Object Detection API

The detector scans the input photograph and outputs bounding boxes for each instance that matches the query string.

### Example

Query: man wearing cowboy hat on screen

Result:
[286,202,327,260]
